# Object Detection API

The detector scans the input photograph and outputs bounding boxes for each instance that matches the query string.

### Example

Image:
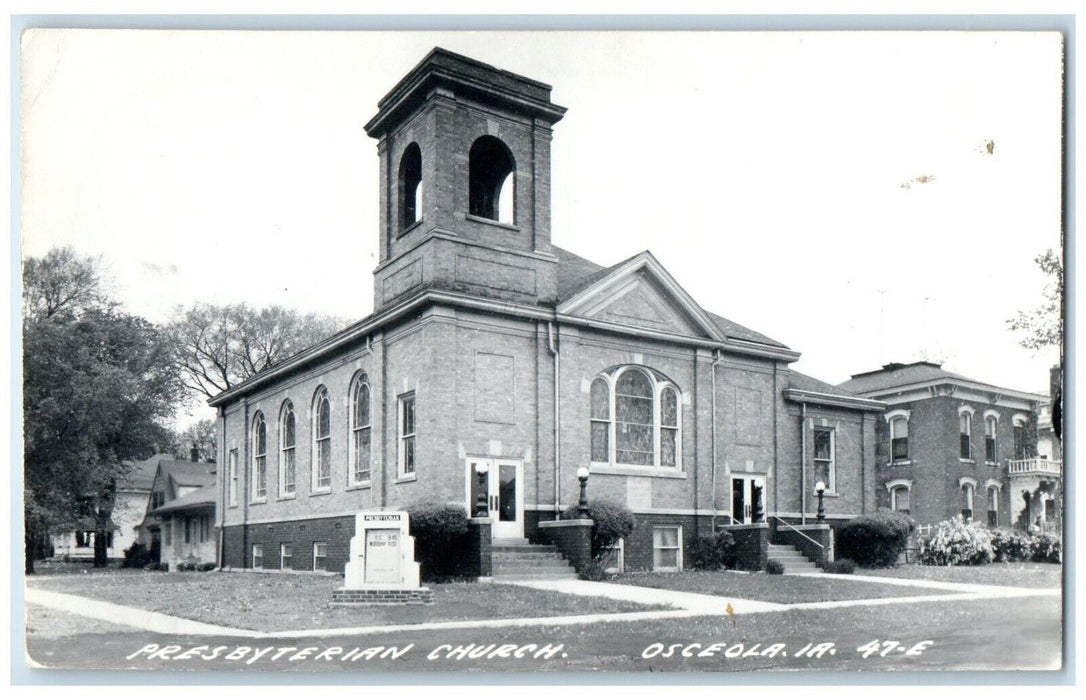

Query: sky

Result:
[18,29,1064,425]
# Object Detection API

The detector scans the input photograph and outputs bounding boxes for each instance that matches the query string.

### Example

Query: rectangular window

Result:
[891,417,908,461]
[184,517,191,544]
[892,487,910,514]
[962,485,974,521]
[601,538,625,574]
[313,542,328,571]
[398,393,416,477]
[652,526,683,571]
[1013,424,1027,460]
[813,427,835,492]
[228,449,239,507]
[164,521,172,546]
[985,417,998,463]
[960,412,972,459]
[281,543,293,570]
[252,544,263,569]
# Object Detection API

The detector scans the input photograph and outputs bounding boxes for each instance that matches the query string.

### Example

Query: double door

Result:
[731,475,766,524]
[466,458,524,539]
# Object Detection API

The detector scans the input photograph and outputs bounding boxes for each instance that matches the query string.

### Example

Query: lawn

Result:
[26,569,667,632]
[614,570,931,603]
[853,562,1062,588]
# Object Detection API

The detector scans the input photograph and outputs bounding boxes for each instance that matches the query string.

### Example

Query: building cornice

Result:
[783,388,886,412]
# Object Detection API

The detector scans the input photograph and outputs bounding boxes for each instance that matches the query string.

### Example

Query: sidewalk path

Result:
[503,579,787,614]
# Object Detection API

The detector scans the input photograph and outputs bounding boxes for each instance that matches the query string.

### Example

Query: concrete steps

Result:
[491,539,579,581]
[767,543,821,572]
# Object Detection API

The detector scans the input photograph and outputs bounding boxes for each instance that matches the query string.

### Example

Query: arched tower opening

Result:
[468,135,515,223]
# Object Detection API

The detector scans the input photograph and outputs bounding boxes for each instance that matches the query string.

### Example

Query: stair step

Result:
[492,561,573,571]
[492,538,531,545]
[491,544,558,553]
[492,572,580,581]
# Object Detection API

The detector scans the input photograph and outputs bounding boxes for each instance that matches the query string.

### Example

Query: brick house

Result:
[207,48,884,575]
[838,361,1059,530]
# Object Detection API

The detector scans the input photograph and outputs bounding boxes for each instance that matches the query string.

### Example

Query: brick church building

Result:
[208,48,885,574]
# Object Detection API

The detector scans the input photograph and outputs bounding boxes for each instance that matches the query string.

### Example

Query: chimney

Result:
[190,443,200,462]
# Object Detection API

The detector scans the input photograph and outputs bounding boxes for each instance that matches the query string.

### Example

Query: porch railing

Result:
[769,515,824,550]
[1008,458,1062,476]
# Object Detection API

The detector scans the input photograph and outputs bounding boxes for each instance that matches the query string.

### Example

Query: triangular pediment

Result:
[558,252,722,340]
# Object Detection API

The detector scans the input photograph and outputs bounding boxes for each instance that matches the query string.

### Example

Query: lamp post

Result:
[474,462,489,518]
[576,467,590,518]
[815,480,826,522]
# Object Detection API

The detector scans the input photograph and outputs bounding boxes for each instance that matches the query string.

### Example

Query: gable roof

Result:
[554,245,789,350]
[116,454,167,491]
[149,483,217,516]
[145,456,216,493]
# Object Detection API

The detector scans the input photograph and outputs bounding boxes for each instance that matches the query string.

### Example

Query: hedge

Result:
[835,511,915,567]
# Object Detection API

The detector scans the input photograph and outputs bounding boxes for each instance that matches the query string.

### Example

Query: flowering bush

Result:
[1030,532,1062,563]
[989,529,1033,563]
[918,516,994,566]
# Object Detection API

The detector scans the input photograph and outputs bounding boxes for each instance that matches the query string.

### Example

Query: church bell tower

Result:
[365,48,567,311]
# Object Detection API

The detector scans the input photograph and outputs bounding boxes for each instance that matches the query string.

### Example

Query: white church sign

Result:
[336,511,430,604]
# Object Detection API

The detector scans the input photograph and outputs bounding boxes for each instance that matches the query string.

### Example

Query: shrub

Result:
[918,516,994,566]
[836,511,915,568]
[196,562,216,572]
[565,500,634,560]
[176,561,197,572]
[407,501,470,580]
[143,561,165,571]
[122,542,153,569]
[765,559,784,575]
[823,558,856,574]
[990,529,1033,563]
[1030,532,1062,563]
[689,530,737,570]
[578,558,613,582]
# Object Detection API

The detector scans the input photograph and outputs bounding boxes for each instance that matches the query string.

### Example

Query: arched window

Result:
[961,480,975,521]
[890,485,911,514]
[279,401,296,496]
[251,412,267,500]
[589,366,682,469]
[984,413,998,463]
[889,413,909,462]
[987,484,1000,526]
[313,387,331,491]
[399,143,422,229]
[1012,415,1029,460]
[350,373,372,485]
[468,135,515,223]
[959,408,973,460]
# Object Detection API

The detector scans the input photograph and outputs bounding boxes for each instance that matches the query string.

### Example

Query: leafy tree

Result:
[166,303,345,399]
[23,249,182,573]
[1007,248,1064,441]
[1008,249,1063,351]
[171,417,218,463]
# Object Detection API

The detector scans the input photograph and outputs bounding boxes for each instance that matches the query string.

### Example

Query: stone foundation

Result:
[331,587,434,605]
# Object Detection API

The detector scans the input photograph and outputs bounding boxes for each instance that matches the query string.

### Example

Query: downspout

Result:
[379,334,388,509]
[800,401,808,525]
[217,405,226,569]
[711,349,723,531]
[547,322,560,516]
[242,397,250,566]
[861,413,867,514]
[693,351,699,539]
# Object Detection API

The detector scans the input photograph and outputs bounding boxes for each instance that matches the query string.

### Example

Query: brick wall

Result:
[223,514,354,573]
[722,523,769,571]
[536,520,592,573]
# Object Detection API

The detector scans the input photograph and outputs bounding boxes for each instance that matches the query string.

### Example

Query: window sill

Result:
[309,488,332,497]
[346,482,373,491]
[395,474,417,484]
[277,493,297,501]
[250,497,267,505]
[959,458,975,464]
[465,213,520,231]
[590,463,686,479]
[888,460,912,467]
[397,218,424,238]
[227,503,238,509]
[985,461,999,467]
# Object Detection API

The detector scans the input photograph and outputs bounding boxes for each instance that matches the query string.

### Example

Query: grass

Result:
[26,568,667,632]
[614,570,932,603]
[854,562,1062,588]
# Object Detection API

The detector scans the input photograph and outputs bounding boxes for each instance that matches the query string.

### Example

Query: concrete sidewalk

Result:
[788,570,1062,597]
[502,579,788,614]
